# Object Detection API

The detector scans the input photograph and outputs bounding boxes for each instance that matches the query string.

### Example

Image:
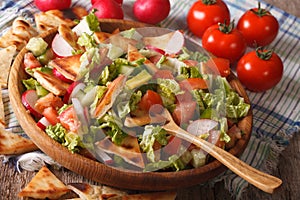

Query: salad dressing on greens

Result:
[21,12,250,172]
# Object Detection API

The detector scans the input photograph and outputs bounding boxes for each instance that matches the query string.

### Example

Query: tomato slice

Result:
[139,90,163,113]
[42,107,59,125]
[172,100,197,125]
[163,136,182,155]
[179,78,208,91]
[58,105,80,132]
[153,69,175,79]
[23,52,42,69]
[206,57,230,77]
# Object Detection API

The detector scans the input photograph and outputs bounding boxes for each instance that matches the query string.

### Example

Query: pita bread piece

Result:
[108,191,177,200]
[0,127,38,155]
[34,9,75,33]
[58,23,82,51]
[0,45,17,88]
[67,183,127,200]
[95,135,145,169]
[18,166,69,199]
[0,17,38,50]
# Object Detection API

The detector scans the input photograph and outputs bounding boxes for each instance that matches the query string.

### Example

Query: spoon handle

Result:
[163,124,282,194]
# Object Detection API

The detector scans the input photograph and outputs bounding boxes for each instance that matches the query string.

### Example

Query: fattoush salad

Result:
[21,12,250,172]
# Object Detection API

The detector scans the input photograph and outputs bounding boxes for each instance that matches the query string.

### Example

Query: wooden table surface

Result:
[1,1,299,199]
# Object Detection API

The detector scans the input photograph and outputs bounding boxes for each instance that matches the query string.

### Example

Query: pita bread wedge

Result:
[58,24,82,51]
[127,44,158,74]
[34,9,75,33]
[0,89,4,128]
[0,45,17,88]
[18,166,69,199]
[95,135,145,169]
[93,75,127,118]
[0,126,38,155]
[108,191,177,200]
[48,54,82,82]
[67,183,127,200]
[0,17,38,50]
[33,70,70,96]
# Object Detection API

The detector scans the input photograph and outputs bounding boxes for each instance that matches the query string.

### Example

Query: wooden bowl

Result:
[8,19,252,191]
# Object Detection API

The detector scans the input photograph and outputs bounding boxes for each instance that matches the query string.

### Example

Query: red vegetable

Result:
[42,106,59,125]
[133,0,171,24]
[91,0,123,6]
[163,136,182,155]
[58,105,80,132]
[139,90,163,112]
[34,0,71,11]
[205,57,231,77]
[179,78,208,91]
[91,0,124,19]
[187,0,230,38]
[236,47,283,92]
[172,101,197,125]
[237,2,279,47]
[202,21,247,63]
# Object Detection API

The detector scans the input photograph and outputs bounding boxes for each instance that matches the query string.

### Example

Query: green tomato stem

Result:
[251,2,269,17]
[255,47,273,60]
[202,0,217,5]
[218,20,234,34]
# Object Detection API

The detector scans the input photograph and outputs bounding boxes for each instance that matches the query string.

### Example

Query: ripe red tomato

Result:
[139,90,163,112]
[58,106,80,132]
[92,0,124,19]
[42,107,59,125]
[34,0,71,11]
[133,0,171,24]
[237,2,279,47]
[187,0,230,38]
[172,101,197,125]
[163,136,182,155]
[236,48,283,92]
[202,22,247,63]
[179,78,208,91]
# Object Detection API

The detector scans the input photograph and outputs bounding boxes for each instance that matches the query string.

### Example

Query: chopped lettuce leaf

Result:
[77,32,97,49]
[85,10,100,32]
[144,155,185,172]
[89,85,107,115]
[22,78,49,97]
[79,47,101,80]
[178,47,208,63]
[140,125,168,163]
[63,132,85,153]
[116,90,142,119]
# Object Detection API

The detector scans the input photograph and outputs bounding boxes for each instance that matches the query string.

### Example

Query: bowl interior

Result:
[8,19,252,191]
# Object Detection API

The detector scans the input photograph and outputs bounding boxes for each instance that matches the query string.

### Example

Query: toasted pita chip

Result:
[33,70,70,96]
[93,75,126,118]
[0,45,17,88]
[18,166,69,199]
[48,54,81,81]
[35,10,75,33]
[0,127,38,155]
[108,191,177,200]
[127,44,158,74]
[71,6,89,20]
[0,17,38,50]
[95,135,145,169]
[58,24,82,50]
[68,183,128,200]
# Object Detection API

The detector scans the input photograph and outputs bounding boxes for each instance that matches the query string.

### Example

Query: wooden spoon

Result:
[159,109,282,194]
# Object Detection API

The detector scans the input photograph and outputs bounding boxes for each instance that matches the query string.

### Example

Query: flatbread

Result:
[95,135,145,169]
[67,183,127,200]
[58,23,82,50]
[0,126,38,155]
[18,165,69,199]
[34,9,75,33]
[0,45,17,88]
[0,17,38,50]
[108,191,177,200]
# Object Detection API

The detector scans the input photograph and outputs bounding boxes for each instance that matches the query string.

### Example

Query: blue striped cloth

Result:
[1,0,299,198]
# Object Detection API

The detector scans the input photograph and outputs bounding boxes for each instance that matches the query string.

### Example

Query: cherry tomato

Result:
[153,69,175,79]
[42,107,59,125]
[179,78,208,91]
[187,0,230,38]
[34,0,71,11]
[172,101,197,125]
[205,57,231,77]
[133,0,171,24]
[236,47,283,92]
[202,22,247,63]
[139,90,163,112]
[237,2,279,47]
[92,0,124,19]
[58,106,81,132]
[163,136,182,155]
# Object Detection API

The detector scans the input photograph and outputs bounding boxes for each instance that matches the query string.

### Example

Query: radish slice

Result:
[21,90,43,119]
[36,117,51,130]
[145,45,166,55]
[95,146,114,165]
[52,33,74,58]
[63,82,85,104]
[187,119,219,136]
[52,68,73,83]
[143,30,185,55]
[72,18,93,36]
